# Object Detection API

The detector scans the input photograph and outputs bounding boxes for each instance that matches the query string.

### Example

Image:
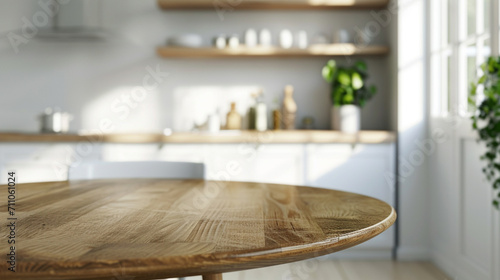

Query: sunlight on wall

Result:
[399,0,424,132]
[399,62,424,131]
[81,86,161,133]
[397,0,431,259]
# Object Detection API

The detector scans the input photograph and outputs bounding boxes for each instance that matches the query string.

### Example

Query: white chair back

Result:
[68,161,205,180]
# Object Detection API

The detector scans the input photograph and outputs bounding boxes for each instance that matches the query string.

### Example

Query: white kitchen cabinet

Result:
[157,143,305,185]
[0,141,395,258]
[250,144,304,185]
[306,143,395,258]
[202,144,304,185]
[159,144,207,163]
[203,144,262,182]
[306,143,394,202]
[101,144,161,162]
[0,143,101,183]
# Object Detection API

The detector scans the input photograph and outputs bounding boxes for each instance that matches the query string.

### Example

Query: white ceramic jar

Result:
[245,29,258,48]
[279,29,293,49]
[259,29,272,47]
[296,30,308,49]
[227,34,240,49]
[331,105,361,133]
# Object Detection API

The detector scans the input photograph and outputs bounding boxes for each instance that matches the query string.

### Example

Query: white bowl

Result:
[167,34,203,48]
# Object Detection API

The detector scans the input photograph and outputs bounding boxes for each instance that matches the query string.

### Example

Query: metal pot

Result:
[39,108,73,134]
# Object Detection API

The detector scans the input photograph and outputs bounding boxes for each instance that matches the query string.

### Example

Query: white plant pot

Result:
[331,105,361,133]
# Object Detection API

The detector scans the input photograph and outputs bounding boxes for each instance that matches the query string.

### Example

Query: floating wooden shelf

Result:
[0,131,395,144]
[157,44,389,58]
[158,0,389,10]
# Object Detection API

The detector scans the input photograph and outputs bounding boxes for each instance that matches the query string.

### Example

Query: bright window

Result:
[430,0,496,117]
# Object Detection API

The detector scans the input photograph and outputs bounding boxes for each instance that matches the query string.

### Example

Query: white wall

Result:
[0,0,392,133]
[396,0,430,260]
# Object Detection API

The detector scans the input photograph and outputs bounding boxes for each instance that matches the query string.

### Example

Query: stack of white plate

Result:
[167,34,203,48]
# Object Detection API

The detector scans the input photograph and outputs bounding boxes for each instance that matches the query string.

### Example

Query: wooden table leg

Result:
[202,273,223,280]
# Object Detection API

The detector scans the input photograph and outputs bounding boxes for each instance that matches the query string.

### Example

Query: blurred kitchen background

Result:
[1,1,498,280]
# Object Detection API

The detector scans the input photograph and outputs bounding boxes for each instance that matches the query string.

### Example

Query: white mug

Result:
[296,30,308,49]
[214,34,226,49]
[228,35,240,49]
[280,29,293,49]
[335,29,351,44]
[245,29,257,48]
[259,29,272,47]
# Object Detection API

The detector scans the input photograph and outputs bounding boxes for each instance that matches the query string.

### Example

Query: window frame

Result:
[429,0,500,118]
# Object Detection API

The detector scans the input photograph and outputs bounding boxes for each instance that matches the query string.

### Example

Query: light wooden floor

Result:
[178,260,450,280]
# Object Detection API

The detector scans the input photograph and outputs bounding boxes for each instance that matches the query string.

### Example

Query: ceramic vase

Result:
[331,105,360,133]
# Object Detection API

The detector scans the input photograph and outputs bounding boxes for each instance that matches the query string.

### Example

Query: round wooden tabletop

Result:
[0,179,396,280]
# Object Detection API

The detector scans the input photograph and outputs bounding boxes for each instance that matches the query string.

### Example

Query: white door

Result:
[428,0,500,279]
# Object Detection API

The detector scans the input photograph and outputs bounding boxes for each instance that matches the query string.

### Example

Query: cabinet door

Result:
[158,144,206,163]
[203,144,303,185]
[251,144,304,185]
[306,143,395,256]
[101,144,160,162]
[0,143,101,183]
[306,144,394,202]
[203,144,256,182]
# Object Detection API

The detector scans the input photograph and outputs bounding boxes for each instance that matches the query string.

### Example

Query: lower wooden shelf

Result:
[0,130,395,144]
[157,44,389,58]
[157,0,390,10]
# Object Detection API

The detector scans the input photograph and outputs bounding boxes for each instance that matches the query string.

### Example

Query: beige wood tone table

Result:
[0,179,396,280]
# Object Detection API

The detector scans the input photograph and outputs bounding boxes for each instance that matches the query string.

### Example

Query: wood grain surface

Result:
[203,274,223,280]
[0,130,395,144]
[157,0,390,10]
[0,179,396,280]
[156,45,389,58]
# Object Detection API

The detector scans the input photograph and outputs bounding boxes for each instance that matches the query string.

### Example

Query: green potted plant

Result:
[322,59,377,133]
[469,56,500,209]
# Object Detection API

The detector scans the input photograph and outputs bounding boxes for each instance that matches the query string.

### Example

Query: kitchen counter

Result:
[0,130,396,256]
[0,130,395,144]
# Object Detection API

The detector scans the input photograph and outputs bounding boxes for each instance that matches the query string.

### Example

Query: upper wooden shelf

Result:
[158,0,389,10]
[0,130,395,144]
[157,44,389,58]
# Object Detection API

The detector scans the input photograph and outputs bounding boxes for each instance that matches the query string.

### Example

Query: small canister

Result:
[38,108,73,134]
[273,110,281,130]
